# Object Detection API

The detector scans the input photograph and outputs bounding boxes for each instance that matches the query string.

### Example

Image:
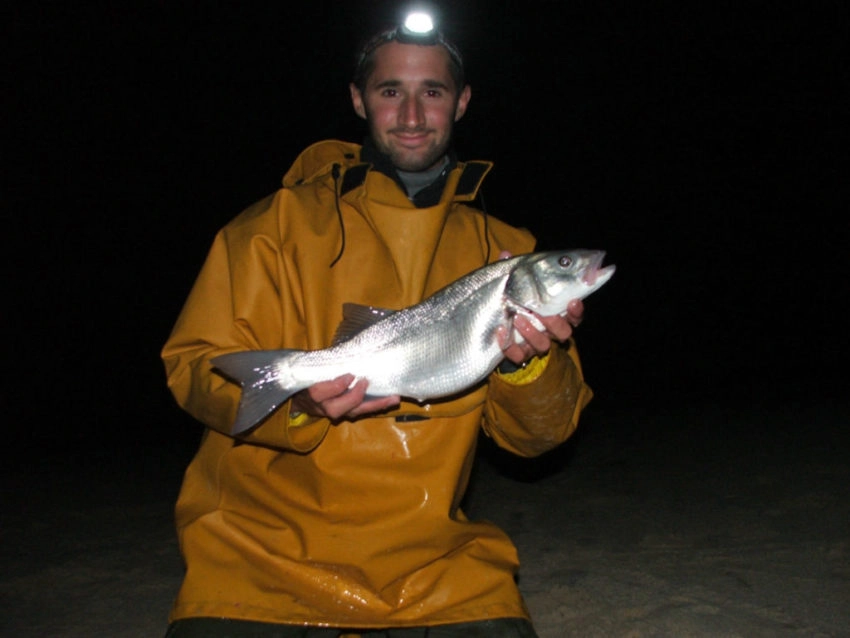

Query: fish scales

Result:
[212,250,615,434]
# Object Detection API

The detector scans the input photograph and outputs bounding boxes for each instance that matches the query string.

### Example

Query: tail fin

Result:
[211,350,304,435]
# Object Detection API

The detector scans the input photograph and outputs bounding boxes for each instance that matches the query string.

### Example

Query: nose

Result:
[399,95,425,129]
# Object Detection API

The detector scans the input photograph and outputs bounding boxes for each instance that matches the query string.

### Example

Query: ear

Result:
[454,85,472,122]
[349,83,367,120]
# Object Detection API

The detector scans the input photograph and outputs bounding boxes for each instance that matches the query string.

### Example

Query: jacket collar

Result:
[342,139,491,206]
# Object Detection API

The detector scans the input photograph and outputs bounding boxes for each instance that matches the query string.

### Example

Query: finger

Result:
[513,315,554,354]
[495,325,511,350]
[498,250,512,260]
[348,395,401,418]
[501,341,532,365]
[565,299,585,327]
[321,378,370,420]
[495,326,519,359]
[537,313,574,342]
[308,374,356,403]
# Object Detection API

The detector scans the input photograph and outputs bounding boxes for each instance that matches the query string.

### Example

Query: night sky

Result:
[4,1,847,451]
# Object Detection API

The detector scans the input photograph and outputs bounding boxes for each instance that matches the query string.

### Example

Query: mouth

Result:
[582,252,616,287]
[392,130,431,147]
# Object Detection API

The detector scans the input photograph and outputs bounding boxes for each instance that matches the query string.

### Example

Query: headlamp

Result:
[397,12,438,44]
[352,10,465,91]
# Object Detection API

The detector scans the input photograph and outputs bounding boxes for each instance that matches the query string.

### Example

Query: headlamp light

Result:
[397,12,438,44]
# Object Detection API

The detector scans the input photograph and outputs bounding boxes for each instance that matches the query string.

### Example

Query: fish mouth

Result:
[582,251,616,287]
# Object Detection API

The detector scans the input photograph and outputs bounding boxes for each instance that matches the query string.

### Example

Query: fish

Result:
[212,249,615,434]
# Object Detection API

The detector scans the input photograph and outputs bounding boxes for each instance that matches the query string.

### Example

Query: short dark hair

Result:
[351,26,465,93]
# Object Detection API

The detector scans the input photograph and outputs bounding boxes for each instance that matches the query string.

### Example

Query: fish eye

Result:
[558,255,573,268]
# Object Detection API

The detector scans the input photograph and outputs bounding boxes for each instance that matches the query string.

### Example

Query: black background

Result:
[4,1,847,452]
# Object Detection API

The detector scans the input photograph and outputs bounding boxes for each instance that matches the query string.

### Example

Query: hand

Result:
[496,250,585,366]
[497,300,584,365]
[290,374,401,421]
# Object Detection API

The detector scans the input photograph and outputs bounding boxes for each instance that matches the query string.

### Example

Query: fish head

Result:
[505,250,616,316]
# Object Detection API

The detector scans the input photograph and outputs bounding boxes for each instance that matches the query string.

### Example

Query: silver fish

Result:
[212,250,615,434]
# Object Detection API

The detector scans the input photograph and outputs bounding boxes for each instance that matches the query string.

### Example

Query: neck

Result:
[396,156,450,198]
[360,139,458,207]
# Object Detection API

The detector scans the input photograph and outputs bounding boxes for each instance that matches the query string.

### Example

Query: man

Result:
[162,14,593,638]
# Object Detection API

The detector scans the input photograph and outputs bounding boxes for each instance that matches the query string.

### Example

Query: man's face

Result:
[350,41,471,172]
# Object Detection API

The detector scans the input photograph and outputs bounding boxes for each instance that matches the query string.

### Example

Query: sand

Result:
[3,393,847,637]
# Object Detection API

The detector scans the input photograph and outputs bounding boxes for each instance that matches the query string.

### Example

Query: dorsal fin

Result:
[332,303,396,345]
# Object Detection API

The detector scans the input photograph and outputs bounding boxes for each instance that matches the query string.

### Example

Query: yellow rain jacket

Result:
[162,140,593,629]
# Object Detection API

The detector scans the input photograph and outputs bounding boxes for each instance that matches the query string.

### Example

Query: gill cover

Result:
[503,252,576,314]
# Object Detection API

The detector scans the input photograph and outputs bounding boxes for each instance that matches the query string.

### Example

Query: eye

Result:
[558,255,573,268]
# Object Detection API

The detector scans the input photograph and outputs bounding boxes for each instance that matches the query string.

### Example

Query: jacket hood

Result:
[281,139,362,188]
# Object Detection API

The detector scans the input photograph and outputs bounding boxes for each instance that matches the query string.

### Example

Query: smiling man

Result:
[350,40,471,173]
[162,12,594,638]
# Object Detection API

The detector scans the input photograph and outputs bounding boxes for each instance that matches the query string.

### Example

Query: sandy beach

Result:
[3,388,847,637]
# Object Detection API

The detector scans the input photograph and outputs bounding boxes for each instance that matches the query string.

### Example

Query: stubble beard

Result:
[389,144,447,172]
[368,122,454,173]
